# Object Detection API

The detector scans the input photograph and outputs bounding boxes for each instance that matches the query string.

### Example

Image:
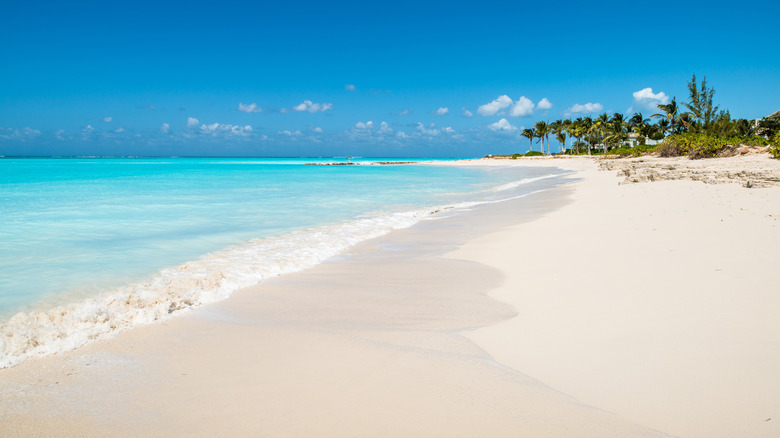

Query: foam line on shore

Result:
[0,173,568,368]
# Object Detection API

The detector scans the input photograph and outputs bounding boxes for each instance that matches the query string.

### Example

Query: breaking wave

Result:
[0,173,565,368]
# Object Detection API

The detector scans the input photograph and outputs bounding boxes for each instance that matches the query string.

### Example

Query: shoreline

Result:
[2,155,780,437]
[0,161,568,369]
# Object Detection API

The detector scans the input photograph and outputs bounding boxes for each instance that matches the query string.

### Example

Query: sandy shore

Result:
[450,155,780,437]
[2,155,779,437]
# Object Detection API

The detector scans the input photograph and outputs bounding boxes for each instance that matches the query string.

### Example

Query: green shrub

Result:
[770,133,780,159]
[524,150,545,157]
[656,133,730,159]
[727,135,769,147]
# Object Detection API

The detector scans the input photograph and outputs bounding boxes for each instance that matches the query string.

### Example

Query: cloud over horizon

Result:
[537,98,553,110]
[238,102,263,113]
[629,88,669,113]
[562,102,604,117]
[185,117,252,137]
[293,100,333,113]
[478,95,551,117]
[478,95,513,116]
[488,118,517,132]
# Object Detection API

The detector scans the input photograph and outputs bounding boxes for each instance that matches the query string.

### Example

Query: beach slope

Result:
[457,156,780,438]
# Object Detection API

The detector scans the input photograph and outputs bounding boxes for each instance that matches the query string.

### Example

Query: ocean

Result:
[0,157,571,367]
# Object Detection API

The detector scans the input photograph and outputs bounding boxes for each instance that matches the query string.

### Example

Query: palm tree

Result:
[562,119,573,153]
[581,117,594,155]
[534,121,549,154]
[678,112,696,132]
[568,119,584,154]
[521,128,536,153]
[629,112,647,128]
[605,113,628,148]
[555,130,567,154]
[653,97,679,135]
[594,113,610,152]
[656,118,670,136]
[549,120,566,153]
[629,112,649,145]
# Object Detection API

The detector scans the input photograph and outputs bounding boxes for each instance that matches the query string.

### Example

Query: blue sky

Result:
[1,0,778,157]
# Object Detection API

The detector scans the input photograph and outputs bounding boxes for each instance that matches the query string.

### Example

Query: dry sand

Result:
[2,154,779,437]
[451,155,780,437]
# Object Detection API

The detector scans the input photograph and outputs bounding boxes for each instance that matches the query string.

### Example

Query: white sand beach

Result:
[453,155,780,437]
[2,155,779,437]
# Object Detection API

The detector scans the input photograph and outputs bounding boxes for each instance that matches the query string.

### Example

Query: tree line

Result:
[516,74,780,158]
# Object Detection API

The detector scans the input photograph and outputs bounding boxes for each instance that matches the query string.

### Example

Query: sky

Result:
[1,0,778,157]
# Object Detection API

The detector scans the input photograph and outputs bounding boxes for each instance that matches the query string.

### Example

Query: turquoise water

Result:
[0,157,569,366]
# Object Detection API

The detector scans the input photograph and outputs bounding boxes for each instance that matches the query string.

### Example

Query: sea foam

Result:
[0,170,568,368]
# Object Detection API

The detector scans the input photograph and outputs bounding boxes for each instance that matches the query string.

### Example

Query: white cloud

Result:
[103,117,112,123]
[55,129,66,140]
[442,126,455,134]
[206,123,252,136]
[114,127,125,133]
[279,130,303,137]
[630,88,669,113]
[0,126,41,140]
[633,87,669,103]
[434,107,449,116]
[160,123,170,134]
[345,84,356,91]
[562,102,604,117]
[346,120,396,142]
[352,120,393,133]
[397,109,413,116]
[293,100,333,113]
[192,121,253,137]
[537,98,553,110]
[395,131,408,139]
[509,96,534,117]
[488,118,517,132]
[354,121,374,130]
[79,125,94,139]
[416,123,440,136]
[477,95,553,118]
[478,95,513,116]
[462,107,473,118]
[311,126,323,133]
[238,102,263,113]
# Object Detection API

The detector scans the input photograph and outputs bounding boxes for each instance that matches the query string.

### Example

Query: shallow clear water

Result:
[0,157,570,367]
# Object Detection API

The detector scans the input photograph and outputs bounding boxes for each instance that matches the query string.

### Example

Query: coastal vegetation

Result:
[509,74,780,160]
